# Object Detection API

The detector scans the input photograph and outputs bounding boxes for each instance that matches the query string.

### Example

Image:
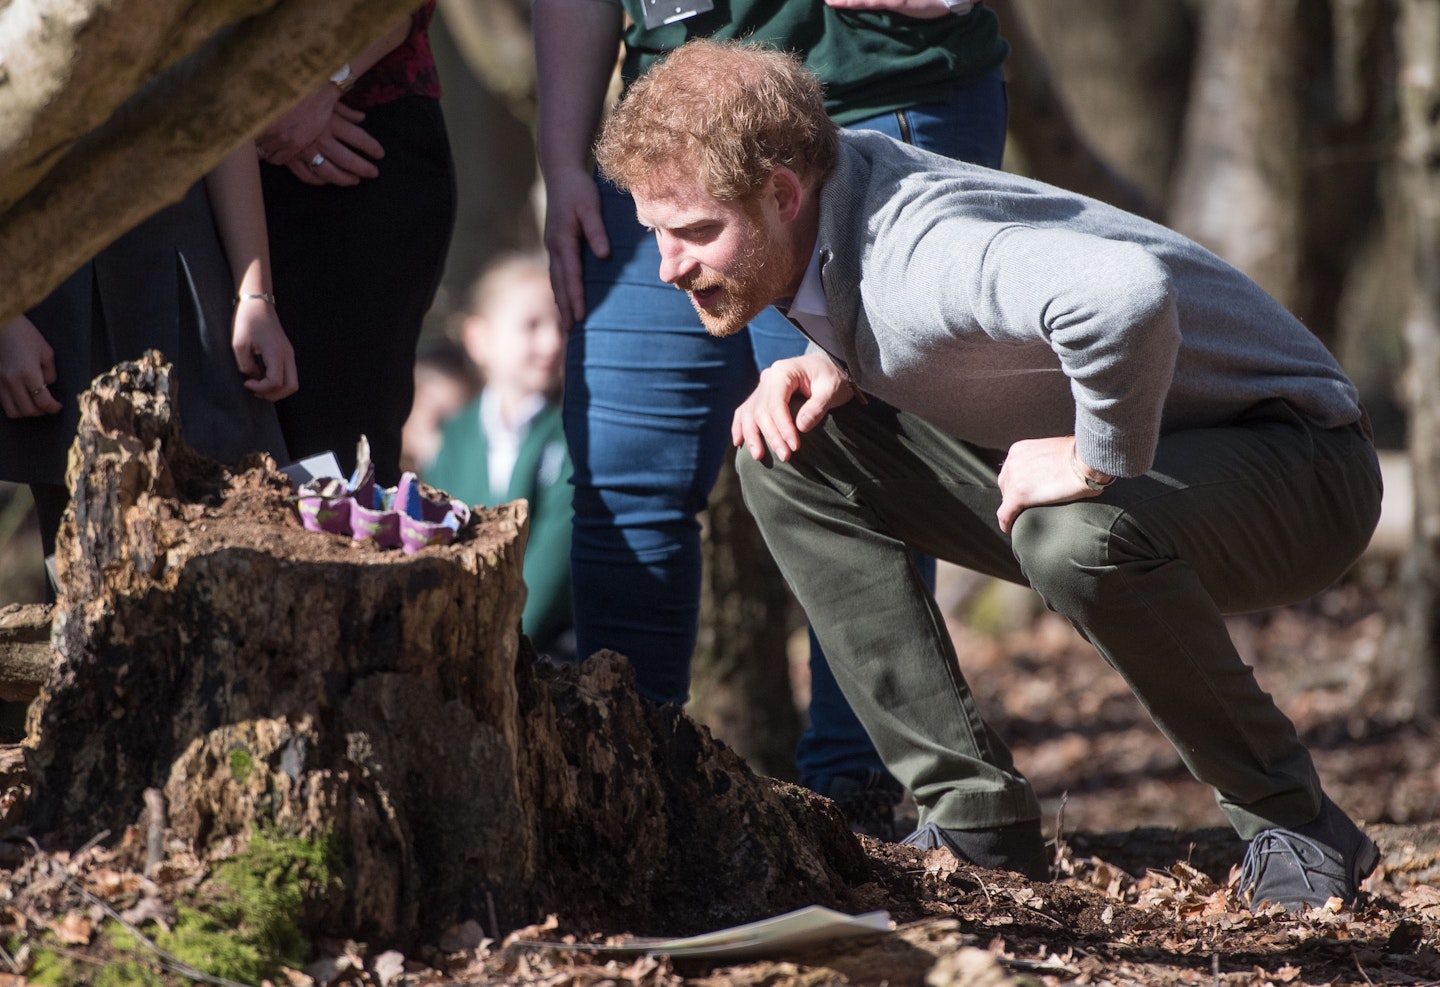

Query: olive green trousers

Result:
[737,399,1381,838]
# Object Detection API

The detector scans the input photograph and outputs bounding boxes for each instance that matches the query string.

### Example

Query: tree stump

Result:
[25,352,869,948]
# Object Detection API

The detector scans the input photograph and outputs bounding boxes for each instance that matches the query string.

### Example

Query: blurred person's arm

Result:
[534,0,625,330]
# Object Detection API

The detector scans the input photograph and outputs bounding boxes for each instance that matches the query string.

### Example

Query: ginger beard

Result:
[675,205,796,338]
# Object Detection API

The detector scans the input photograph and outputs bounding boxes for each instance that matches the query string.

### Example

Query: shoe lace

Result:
[1238,829,1328,895]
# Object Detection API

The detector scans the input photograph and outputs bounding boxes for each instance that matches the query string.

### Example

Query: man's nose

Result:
[656,233,694,284]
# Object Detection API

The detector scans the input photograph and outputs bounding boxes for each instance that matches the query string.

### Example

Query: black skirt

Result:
[0,181,289,487]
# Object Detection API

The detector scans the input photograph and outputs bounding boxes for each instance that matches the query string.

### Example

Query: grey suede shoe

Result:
[901,819,1050,881]
[1238,796,1379,912]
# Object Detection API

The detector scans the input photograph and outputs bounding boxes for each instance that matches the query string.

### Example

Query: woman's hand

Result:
[257,88,341,166]
[259,90,384,188]
[0,315,62,418]
[542,166,609,330]
[231,299,298,401]
[283,102,385,188]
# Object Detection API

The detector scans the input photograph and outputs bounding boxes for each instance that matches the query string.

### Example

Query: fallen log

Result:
[25,351,869,949]
[0,604,52,702]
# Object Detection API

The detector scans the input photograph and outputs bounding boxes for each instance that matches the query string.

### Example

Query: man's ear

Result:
[769,167,805,223]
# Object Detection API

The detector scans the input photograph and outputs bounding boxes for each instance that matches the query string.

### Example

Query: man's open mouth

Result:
[689,284,723,307]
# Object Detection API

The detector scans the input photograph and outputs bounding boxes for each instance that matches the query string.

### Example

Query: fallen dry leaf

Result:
[49,910,92,945]
[371,949,406,987]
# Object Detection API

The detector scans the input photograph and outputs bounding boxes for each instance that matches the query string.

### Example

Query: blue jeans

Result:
[566,68,1008,788]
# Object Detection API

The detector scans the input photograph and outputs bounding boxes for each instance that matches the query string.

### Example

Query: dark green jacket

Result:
[603,0,1007,125]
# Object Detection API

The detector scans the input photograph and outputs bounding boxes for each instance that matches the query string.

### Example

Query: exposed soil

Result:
[2,572,1437,986]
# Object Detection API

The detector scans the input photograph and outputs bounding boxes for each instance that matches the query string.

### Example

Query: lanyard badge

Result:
[642,0,715,28]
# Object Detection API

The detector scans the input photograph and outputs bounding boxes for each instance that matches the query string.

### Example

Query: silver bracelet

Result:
[235,292,277,306]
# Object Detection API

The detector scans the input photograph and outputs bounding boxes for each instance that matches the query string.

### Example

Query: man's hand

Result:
[232,301,298,401]
[0,315,62,418]
[996,435,1106,534]
[543,166,610,331]
[823,0,967,18]
[732,352,853,461]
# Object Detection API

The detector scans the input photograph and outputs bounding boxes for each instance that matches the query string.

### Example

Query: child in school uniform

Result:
[401,337,477,475]
[425,253,573,658]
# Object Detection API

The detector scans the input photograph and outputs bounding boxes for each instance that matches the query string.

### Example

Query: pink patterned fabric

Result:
[346,2,442,109]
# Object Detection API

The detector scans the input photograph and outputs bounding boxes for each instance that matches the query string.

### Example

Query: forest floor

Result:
[0,568,1438,986]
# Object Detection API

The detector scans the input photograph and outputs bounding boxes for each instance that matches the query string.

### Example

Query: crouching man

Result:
[595,38,1382,911]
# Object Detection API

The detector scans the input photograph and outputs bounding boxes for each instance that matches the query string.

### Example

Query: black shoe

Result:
[821,771,906,842]
[901,819,1050,881]
[1238,795,1379,912]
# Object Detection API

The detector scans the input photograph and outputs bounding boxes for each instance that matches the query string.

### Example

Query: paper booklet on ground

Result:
[557,905,893,960]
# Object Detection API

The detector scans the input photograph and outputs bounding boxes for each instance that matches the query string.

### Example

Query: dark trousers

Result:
[264,96,456,485]
[738,398,1381,838]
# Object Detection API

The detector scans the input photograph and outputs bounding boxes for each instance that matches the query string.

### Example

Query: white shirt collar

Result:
[790,241,827,319]
[480,388,547,499]
[779,240,841,357]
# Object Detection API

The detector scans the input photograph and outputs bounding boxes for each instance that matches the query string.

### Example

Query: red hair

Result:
[595,39,838,202]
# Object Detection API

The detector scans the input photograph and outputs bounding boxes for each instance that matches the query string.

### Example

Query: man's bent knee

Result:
[1010,503,1126,613]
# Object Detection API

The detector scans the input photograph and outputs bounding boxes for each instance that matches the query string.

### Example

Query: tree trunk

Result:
[692,457,803,781]
[0,0,418,324]
[1387,0,1440,719]
[994,3,1158,218]
[1168,0,1391,349]
[425,10,541,336]
[1006,0,1195,209]
[25,352,868,949]
[1168,0,1309,311]
[434,0,536,117]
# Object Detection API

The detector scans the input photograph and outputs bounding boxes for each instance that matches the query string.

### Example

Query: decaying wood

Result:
[0,604,53,702]
[24,352,869,949]
[0,0,416,325]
